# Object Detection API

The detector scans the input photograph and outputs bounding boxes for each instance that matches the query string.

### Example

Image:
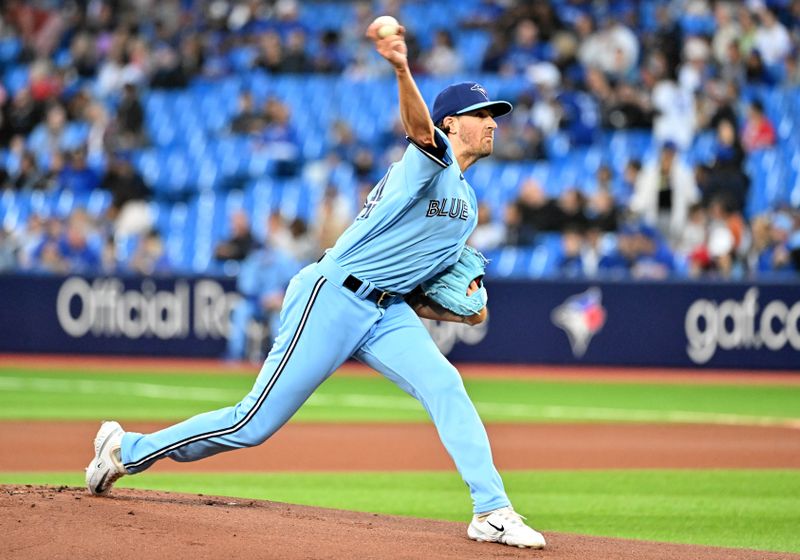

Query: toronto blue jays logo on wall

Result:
[551,288,606,358]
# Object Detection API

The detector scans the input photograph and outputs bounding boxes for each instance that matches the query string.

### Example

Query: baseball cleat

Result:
[467,506,546,549]
[85,421,127,496]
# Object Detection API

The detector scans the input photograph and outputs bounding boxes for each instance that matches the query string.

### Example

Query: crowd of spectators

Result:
[1,0,799,280]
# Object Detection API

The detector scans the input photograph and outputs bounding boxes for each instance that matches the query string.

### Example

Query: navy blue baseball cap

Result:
[431,82,513,126]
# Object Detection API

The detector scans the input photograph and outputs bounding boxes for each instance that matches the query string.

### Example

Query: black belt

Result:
[342,275,402,308]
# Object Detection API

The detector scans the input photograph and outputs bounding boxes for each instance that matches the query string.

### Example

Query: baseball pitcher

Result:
[86,18,546,549]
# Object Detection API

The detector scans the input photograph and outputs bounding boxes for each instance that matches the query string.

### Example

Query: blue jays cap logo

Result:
[551,288,606,358]
[470,83,489,100]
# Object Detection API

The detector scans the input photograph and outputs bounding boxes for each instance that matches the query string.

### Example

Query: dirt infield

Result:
[2,421,800,559]
[1,421,800,472]
[3,485,799,560]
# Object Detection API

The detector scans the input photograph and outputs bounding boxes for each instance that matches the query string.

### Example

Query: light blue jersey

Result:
[328,129,477,294]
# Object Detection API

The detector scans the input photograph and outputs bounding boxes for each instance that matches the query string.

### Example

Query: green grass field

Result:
[2,364,800,553]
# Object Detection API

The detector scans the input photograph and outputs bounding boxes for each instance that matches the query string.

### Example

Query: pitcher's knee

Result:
[423,365,469,398]
[231,420,276,447]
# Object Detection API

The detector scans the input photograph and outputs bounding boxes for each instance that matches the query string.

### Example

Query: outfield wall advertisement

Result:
[0,274,798,369]
[442,280,800,370]
[0,275,238,356]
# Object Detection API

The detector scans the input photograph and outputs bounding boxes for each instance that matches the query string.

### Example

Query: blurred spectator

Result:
[129,229,171,275]
[481,29,511,73]
[285,217,319,264]
[744,214,772,275]
[0,228,18,271]
[505,178,561,245]
[500,19,550,75]
[58,147,100,194]
[254,97,301,175]
[27,102,69,162]
[529,69,562,137]
[15,214,49,270]
[328,119,361,162]
[4,0,64,57]
[69,32,99,79]
[597,224,638,277]
[648,4,682,72]
[422,30,463,76]
[231,91,265,134]
[678,37,713,93]
[616,159,641,207]
[0,166,9,191]
[555,187,590,232]
[586,187,619,232]
[32,239,69,274]
[462,0,507,30]
[603,82,653,130]
[752,212,796,275]
[737,7,758,56]
[741,99,776,152]
[10,151,47,190]
[102,153,153,238]
[281,29,311,73]
[100,235,120,275]
[315,30,347,74]
[214,210,257,262]
[578,16,639,80]
[556,226,588,278]
[267,212,318,264]
[28,58,61,103]
[150,41,189,90]
[753,7,791,68]
[696,118,749,211]
[254,31,285,73]
[226,240,300,362]
[85,101,110,160]
[55,210,101,273]
[96,36,131,98]
[316,184,354,252]
[630,141,699,242]
[493,93,546,160]
[677,203,708,260]
[3,88,42,143]
[651,69,696,149]
[701,80,739,133]
[630,224,674,279]
[712,2,740,67]
[468,203,506,252]
[555,78,600,145]
[744,47,773,84]
[697,198,741,278]
[112,83,146,150]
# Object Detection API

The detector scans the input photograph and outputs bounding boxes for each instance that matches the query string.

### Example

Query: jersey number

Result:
[357,169,390,220]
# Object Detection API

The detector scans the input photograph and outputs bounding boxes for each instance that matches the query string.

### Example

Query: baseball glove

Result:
[419,246,489,316]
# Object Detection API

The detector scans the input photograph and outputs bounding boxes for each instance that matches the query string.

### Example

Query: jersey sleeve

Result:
[401,129,452,198]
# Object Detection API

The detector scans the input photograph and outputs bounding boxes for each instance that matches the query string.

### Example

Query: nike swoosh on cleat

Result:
[94,472,109,494]
[487,520,504,532]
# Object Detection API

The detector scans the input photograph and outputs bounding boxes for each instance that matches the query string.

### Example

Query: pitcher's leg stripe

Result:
[124,277,327,470]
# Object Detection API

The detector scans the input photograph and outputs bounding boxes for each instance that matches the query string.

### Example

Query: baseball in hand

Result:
[373,15,400,38]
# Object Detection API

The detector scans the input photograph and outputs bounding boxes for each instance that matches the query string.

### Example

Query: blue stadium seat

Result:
[0,38,21,64]
[4,65,28,95]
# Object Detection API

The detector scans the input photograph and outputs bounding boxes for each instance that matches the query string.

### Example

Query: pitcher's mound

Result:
[2,485,795,560]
